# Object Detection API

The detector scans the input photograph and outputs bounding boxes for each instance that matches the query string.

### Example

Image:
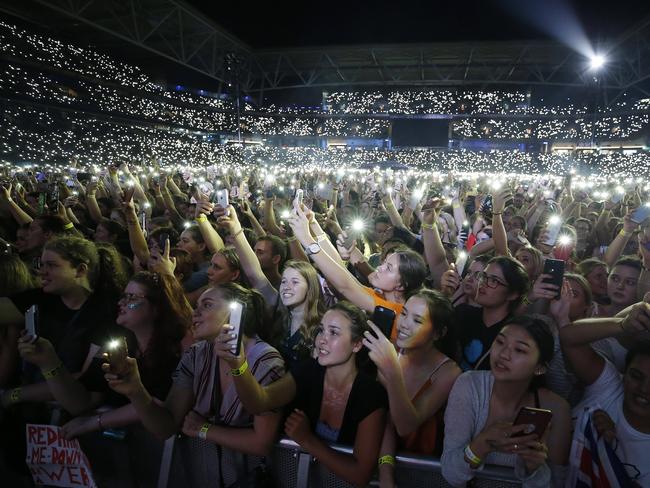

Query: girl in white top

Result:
[442,315,571,488]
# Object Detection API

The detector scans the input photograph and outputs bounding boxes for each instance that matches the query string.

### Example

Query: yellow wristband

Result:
[619,229,631,238]
[421,223,435,230]
[198,422,210,440]
[10,387,21,404]
[378,455,396,466]
[63,222,74,230]
[230,360,249,377]
[464,444,482,467]
[42,363,64,379]
[195,215,208,223]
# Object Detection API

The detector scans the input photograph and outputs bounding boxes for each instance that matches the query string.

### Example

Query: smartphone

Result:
[158,232,169,251]
[542,259,565,300]
[123,186,135,203]
[610,192,624,204]
[543,216,563,246]
[455,251,469,277]
[216,189,229,215]
[341,228,359,249]
[264,189,274,199]
[371,306,396,338]
[294,189,304,208]
[25,305,38,341]
[630,205,650,225]
[513,407,553,438]
[106,337,129,376]
[228,301,246,356]
[140,209,147,234]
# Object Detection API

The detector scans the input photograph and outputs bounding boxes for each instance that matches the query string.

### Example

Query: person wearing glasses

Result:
[455,256,530,371]
[15,272,192,439]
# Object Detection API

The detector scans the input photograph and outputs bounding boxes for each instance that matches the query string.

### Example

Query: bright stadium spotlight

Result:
[589,54,606,70]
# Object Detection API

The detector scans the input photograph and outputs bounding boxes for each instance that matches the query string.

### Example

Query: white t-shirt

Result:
[573,360,650,486]
[593,337,628,373]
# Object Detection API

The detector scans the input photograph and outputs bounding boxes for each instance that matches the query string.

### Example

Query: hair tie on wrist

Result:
[378,455,395,466]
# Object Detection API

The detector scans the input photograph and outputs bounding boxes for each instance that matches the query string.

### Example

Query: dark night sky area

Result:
[188,0,650,48]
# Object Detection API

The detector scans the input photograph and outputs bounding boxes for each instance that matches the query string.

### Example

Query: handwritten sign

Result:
[26,424,97,488]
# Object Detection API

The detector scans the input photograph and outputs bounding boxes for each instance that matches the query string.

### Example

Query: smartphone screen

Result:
[513,407,553,438]
[106,337,129,375]
[25,305,38,340]
[543,216,563,246]
[228,301,246,356]
[630,205,650,225]
[294,189,304,208]
[372,306,396,338]
[542,259,565,299]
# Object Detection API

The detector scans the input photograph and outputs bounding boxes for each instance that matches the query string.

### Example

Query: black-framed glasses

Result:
[477,271,508,289]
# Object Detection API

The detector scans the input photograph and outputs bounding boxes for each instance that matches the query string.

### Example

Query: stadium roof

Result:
[1,0,649,104]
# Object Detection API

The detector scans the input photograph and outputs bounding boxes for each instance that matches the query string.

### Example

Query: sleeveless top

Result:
[398,356,452,456]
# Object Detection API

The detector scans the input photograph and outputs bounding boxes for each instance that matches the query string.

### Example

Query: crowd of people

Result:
[3,103,650,179]
[0,159,649,488]
[2,19,650,144]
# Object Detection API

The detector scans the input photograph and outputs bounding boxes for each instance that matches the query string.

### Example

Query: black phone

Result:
[372,306,396,338]
[106,337,129,376]
[513,407,553,438]
[228,300,246,357]
[158,232,169,251]
[542,259,565,300]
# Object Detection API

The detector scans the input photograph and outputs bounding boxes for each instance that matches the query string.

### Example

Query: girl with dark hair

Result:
[287,203,427,341]
[455,255,531,370]
[442,315,571,487]
[214,301,388,487]
[103,282,285,487]
[364,288,461,487]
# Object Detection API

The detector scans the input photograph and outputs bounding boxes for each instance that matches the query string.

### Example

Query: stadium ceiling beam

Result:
[27,0,257,87]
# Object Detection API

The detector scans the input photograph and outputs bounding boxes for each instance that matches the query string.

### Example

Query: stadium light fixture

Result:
[589,54,606,70]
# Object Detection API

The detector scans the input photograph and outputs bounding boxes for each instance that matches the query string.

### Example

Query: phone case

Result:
[513,407,553,438]
[542,259,564,299]
[372,306,396,338]
[25,305,38,338]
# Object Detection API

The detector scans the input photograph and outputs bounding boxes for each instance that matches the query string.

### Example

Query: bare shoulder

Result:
[538,388,570,416]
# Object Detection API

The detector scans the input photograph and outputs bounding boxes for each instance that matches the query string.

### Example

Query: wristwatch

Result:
[304,242,322,256]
